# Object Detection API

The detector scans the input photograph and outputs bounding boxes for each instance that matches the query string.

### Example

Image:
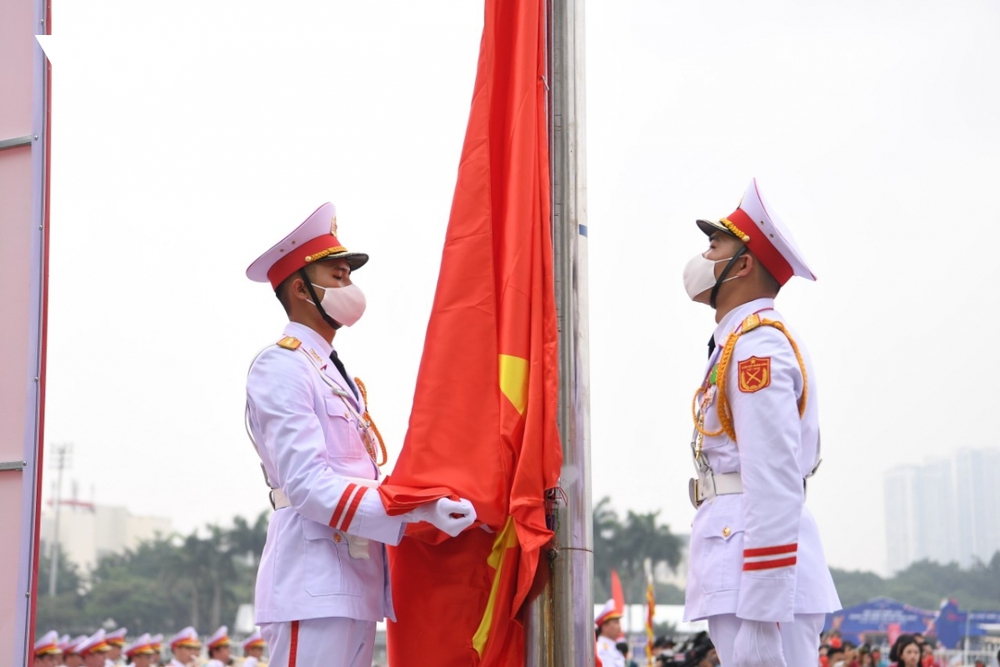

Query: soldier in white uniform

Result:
[62,635,88,667]
[105,628,127,667]
[594,600,626,667]
[245,203,477,667]
[122,634,157,667]
[165,628,200,667]
[33,630,63,667]
[204,627,230,667]
[681,179,841,667]
[148,635,163,667]
[240,631,266,667]
[73,631,112,667]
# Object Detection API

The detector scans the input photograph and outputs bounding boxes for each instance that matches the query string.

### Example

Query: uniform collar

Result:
[282,322,358,406]
[712,297,776,348]
[283,321,334,360]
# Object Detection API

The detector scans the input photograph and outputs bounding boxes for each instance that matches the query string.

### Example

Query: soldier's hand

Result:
[732,619,785,667]
[406,497,477,537]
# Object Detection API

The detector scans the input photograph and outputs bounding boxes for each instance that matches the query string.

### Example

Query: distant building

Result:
[39,500,173,574]
[884,448,1000,573]
[954,448,1000,567]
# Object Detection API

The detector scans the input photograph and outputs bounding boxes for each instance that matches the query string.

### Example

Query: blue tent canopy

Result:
[824,597,936,645]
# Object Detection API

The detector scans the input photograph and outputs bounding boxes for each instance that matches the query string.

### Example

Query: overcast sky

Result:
[39,0,1000,576]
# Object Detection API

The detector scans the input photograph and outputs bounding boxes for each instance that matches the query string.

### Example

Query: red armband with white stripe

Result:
[743,543,797,571]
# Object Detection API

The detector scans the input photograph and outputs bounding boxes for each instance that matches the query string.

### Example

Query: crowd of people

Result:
[31,626,267,667]
[818,630,997,667]
[593,602,999,667]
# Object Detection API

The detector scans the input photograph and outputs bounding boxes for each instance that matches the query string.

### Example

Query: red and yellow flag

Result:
[378,0,561,664]
[646,578,656,664]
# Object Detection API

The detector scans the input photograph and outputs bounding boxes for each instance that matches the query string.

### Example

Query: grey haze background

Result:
[40,0,999,575]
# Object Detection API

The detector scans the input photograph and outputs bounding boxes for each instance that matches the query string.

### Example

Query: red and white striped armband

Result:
[743,543,797,571]
[329,483,369,532]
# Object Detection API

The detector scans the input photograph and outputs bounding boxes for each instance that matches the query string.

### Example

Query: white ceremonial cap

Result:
[62,635,87,654]
[34,630,62,656]
[124,633,157,657]
[168,626,201,650]
[207,625,230,649]
[696,178,815,285]
[242,628,266,650]
[74,629,111,657]
[246,203,369,290]
[594,598,623,627]
[105,627,127,647]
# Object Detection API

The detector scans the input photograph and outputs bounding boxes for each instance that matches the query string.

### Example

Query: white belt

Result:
[269,476,378,511]
[269,487,372,559]
[270,487,291,510]
[689,471,743,508]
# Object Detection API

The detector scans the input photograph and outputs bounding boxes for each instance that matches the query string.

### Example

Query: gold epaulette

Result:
[276,336,301,350]
[741,313,762,333]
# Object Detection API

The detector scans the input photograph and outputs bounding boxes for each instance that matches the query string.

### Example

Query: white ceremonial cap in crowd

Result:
[124,633,157,657]
[696,178,815,285]
[246,202,370,290]
[168,626,201,649]
[594,598,623,627]
[74,629,111,656]
[242,628,266,650]
[62,635,87,654]
[34,630,62,656]
[105,627,127,647]
[207,625,230,649]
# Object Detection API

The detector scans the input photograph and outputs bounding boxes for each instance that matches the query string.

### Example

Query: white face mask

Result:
[310,282,367,327]
[682,253,737,302]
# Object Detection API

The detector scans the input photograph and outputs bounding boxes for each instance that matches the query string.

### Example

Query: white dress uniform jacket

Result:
[247,322,407,624]
[596,635,626,667]
[684,298,840,623]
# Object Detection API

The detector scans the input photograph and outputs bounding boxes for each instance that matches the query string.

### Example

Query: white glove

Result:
[731,619,785,667]
[405,497,477,537]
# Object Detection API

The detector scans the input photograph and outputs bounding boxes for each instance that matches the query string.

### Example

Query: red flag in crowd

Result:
[377,0,561,664]
[611,569,626,615]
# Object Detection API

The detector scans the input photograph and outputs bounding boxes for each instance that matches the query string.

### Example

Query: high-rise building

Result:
[884,448,1000,573]
[954,448,1000,567]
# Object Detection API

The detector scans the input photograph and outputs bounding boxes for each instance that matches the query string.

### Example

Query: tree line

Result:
[36,512,268,637]
[591,497,1000,614]
[35,500,1000,637]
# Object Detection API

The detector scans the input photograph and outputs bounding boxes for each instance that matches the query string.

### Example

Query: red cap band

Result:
[266,234,344,290]
[726,208,794,285]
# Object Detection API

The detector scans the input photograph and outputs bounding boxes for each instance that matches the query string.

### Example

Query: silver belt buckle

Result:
[688,478,702,509]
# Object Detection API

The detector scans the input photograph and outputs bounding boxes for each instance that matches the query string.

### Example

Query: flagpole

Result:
[526,0,593,665]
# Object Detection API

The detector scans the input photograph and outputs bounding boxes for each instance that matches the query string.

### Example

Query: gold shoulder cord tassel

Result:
[354,377,388,467]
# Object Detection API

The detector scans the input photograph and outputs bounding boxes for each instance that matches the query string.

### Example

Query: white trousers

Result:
[708,613,825,667]
[259,617,376,667]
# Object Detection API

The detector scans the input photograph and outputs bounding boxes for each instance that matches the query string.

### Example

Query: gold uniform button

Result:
[334,533,343,543]
[722,527,732,538]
